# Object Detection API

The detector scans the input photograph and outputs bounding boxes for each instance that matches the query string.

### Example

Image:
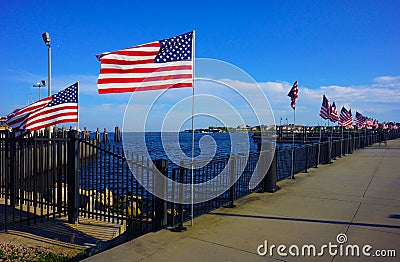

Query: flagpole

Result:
[341,124,343,156]
[190,30,195,227]
[318,123,321,165]
[292,108,296,147]
[77,81,80,132]
[291,107,296,179]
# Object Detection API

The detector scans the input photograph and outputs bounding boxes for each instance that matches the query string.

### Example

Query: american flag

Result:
[287,81,298,109]
[7,83,78,135]
[319,95,330,120]
[355,111,366,129]
[373,119,379,129]
[97,32,194,94]
[365,117,373,129]
[329,102,339,122]
[339,106,352,127]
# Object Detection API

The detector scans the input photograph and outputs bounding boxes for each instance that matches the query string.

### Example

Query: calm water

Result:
[90,131,306,161]
[95,132,259,162]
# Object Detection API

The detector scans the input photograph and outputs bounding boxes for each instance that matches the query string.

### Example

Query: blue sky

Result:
[1,0,399,131]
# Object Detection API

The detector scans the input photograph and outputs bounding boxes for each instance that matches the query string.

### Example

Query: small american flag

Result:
[287,81,298,109]
[373,119,379,129]
[329,102,339,122]
[355,111,366,129]
[365,117,373,129]
[97,32,194,94]
[339,107,353,127]
[7,83,78,135]
[319,95,330,120]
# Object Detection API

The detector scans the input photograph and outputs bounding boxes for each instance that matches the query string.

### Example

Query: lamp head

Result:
[41,80,46,86]
[42,32,51,46]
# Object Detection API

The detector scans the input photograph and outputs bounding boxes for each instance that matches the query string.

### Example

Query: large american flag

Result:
[7,83,78,135]
[339,107,352,127]
[97,32,194,94]
[287,81,298,109]
[329,102,339,122]
[355,111,366,129]
[319,95,330,120]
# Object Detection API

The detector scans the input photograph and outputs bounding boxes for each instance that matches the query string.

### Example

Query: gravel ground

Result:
[0,242,74,262]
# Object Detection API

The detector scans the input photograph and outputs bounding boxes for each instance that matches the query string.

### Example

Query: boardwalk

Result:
[86,139,400,262]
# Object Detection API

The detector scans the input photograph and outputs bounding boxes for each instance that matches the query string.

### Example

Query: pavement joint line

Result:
[207,212,400,230]
[345,202,362,235]
[362,147,387,198]
[288,194,363,204]
[289,193,400,207]
[136,235,191,262]
[187,236,286,262]
[350,225,400,236]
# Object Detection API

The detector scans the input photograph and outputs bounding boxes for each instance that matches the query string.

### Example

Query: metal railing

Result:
[1,129,399,234]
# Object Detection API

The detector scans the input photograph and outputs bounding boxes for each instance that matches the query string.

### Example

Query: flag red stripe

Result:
[98,82,193,94]
[97,74,193,84]
[30,117,78,131]
[28,105,78,121]
[14,98,51,116]
[28,109,78,128]
[111,50,159,56]
[99,65,192,74]
[99,58,155,65]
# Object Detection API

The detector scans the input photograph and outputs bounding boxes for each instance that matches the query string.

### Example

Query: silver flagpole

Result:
[341,124,343,156]
[318,123,321,165]
[291,107,296,179]
[191,30,195,226]
[293,108,296,147]
[77,81,80,131]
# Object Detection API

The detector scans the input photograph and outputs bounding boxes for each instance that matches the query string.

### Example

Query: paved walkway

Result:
[86,139,400,262]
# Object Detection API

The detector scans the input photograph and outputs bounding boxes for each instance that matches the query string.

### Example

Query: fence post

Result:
[304,146,309,173]
[327,139,332,164]
[315,143,320,168]
[173,161,186,232]
[226,156,236,208]
[114,126,121,142]
[290,147,296,179]
[261,150,280,192]
[154,159,168,230]
[9,132,16,208]
[103,128,108,143]
[67,130,79,224]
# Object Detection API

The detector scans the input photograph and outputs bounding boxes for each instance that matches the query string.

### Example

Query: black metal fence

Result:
[0,131,69,231]
[0,130,163,234]
[1,129,399,234]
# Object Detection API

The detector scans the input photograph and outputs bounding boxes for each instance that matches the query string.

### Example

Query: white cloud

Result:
[373,75,400,85]
[211,77,400,124]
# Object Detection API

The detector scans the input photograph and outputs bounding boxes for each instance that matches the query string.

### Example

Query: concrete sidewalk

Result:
[85,139,400,262]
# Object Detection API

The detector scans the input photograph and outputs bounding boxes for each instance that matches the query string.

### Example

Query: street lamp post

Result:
[42,32,51,96]
[33,80,46,101]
